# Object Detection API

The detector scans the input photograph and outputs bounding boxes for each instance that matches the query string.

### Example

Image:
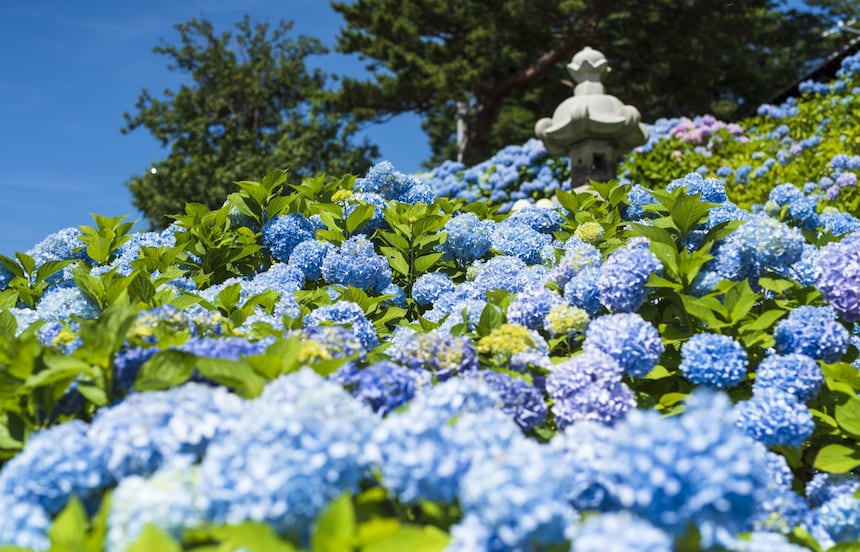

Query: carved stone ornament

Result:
[535,46,648,185]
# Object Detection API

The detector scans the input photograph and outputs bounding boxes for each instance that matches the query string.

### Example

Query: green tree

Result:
[123,16,378,228]
[331,0,856,166]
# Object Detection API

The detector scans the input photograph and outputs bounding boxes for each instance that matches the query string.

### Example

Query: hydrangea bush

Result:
[2,51,860,552]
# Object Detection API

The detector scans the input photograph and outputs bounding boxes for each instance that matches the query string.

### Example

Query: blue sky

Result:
[0,0,429,256]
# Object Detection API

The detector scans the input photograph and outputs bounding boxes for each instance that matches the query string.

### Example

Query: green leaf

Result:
[827,544,860,552]
[758,276,794,294]
[35,260,74,283]
[346,204,376,234]
[194,357,266,398]
[380,247,410,276]
[377,230,410,250]
[15,252,35,277]
[813,443,860,473]
[739,308,786,332]
[134,350,196,391]
[0,254,24,279]
[192,522,297,552]
[362,524,450,552]
[311,493,356,552]
[670,194,713,235]
[835,397,860,438]
[26,355,94,389]
[47,495,87,548]
[127,524,182,552]
[0,310,17,338]
[723,280,758,322]
[476,303,503,337]
[414,253,443,273]
[555,189,579,213]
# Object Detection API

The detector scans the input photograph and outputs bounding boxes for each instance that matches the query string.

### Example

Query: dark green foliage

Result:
[123,16,379,228]
[332,0,855,166]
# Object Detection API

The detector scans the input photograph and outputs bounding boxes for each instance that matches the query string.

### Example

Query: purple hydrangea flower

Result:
[330,360,431,415]
[814,234,860,322]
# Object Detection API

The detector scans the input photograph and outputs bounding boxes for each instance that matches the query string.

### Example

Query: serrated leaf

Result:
[670,194,712,235]
[723,280,758,322]
[377,230,410,250]
[555,189,579,213]
[813,443,860,473]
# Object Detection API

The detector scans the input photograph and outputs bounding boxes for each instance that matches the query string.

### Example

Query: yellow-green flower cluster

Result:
[543,304,589,336]
[574,222,605,244]
[477,324,536,357]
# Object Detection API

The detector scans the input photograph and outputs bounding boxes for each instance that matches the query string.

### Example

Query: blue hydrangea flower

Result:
[667,172,729,203]
[550,238,602,289]
[819,211,860,236]
[296,323,366,361]
[321,235,392,293]
[570,512,673,552]
[113,346,160,392]
[583,312,664,377]
[36,286,99,321]
[470,255,529,295]
[356,160,431,203]
[438,213,495,264]
[753,353,823,401]
[806,473,860,509]
[261,213,315,262]
[814,234,860,322]
[107,460,202,552]
[27,226,89,267]
[679,332,747,388]
[411,271,455,305]
[598,242,661,312]
[724,532,810,552]
[456,437,577,551]
[625,184,657,220]
[287,239,334,282]
[472,370,547,431]
[0,496,51,550]
[87,383,245,480]
[773,305,849,362]
[330,360,431,415]
[734,388,814,447]
[768,184,820,229]
[564,266,602,314]
[177,336,273,361]
[713,215,805,281]
[504,205,564,234]
[506,286,564,330]
[197,369,377,540]
[0,419,111,515]
[388,331,478,380]
[304,301,379,350]
[491,221,552,265]
[546,349,635,428]
[808,488,860,545]
[365,379,513,505]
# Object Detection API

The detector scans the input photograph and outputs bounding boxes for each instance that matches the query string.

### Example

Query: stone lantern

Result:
[535,46,648,187]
